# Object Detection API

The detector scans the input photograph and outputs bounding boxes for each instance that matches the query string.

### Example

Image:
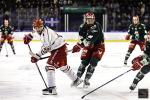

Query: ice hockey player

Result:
[72,11,105,88]
[23,18,82,95]
[0,19,16,54]
[129,35,150,90]
[124,15,147,66]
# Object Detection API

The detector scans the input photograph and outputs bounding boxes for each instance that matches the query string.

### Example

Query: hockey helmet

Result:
[32,18,44,34]
[32,18,44,28]
[84,11,95,24]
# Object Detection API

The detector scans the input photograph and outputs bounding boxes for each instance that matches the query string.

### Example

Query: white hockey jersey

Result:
[37,26,66,56]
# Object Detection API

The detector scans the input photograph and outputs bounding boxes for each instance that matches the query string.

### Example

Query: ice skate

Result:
[83,80,90,88]
[42,86,57,95]
[129,83,137,90]
[13,51,16,55]
[123,61,129,67]
[71,77,83,87]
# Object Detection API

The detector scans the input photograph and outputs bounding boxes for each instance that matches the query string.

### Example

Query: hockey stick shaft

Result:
[27,44,48,89]
[39,49,72,60]
[81,69,132,99]
[4,42,8,57]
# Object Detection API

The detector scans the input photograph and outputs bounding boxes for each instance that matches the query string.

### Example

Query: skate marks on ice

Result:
[100,64,131,68]
[79,87,136,100]
[74,83,136,100]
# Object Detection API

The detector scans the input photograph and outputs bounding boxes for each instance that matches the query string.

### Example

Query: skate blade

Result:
[43,92,57,95]
[71,80,83,87]
[83,84,90,88]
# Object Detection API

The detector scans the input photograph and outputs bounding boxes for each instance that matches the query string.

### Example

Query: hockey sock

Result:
[60,65,77,81]
[132,65,150,86]
[77,63,87,78]
[47,69,56,87]
[0,42,4,52]
[84,65,96,81]
[10,43,16,54]
[124,49,133,63]
[133,71,145,84]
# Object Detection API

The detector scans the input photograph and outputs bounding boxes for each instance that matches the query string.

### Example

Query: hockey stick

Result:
[39,49,72,60]
[81,69,132,99]
[27,44,48,89]
[4,42,8,57]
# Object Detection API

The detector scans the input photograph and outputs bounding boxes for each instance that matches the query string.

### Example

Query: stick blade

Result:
[81,95,85,99]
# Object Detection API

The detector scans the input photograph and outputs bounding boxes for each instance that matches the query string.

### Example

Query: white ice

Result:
[0,42,150,100]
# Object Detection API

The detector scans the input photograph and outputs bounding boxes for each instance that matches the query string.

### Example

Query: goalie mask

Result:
[85,11,95,25]
[32,18,44,35]
[132,16,139,25]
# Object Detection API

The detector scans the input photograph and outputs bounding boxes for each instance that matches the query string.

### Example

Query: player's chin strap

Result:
[81,69,133,99]
[39,49,72,60]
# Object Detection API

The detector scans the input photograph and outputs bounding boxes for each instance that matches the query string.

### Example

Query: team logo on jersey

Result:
[87,35,93,39]
[139,27,142,29]
[91,25,96,29]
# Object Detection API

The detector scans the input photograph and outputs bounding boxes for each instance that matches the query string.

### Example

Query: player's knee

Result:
[141,65,150,74]
[60,65,70,73]
[136,71,145,80]
[129,44,135,50]
[81,59,90,66]
[128,47,134,52]
[90,57,99,67]
[8,41,13,45]
[45,64,55,72]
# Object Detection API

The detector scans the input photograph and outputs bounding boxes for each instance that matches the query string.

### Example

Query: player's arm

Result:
[142,24,147,35]
[142,24,150,41]
[125,25,132,40]
[29,32,51,63]
[0,26,2,36]
[0,25,3,36]
[72,24,84,53]
[8,26,13,35]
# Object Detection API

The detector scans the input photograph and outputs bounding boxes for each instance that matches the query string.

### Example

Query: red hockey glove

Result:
[29,52,40,63]
[125,34,130,40]
[72,43,83,53]
[23,34,33,44]
[131,56,143,71]
[31,57,38,63]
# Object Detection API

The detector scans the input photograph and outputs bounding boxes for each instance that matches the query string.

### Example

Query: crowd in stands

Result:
[0,0,150,31]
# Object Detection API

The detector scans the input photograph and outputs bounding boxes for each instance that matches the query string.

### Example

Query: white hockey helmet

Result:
[84,11,95,25]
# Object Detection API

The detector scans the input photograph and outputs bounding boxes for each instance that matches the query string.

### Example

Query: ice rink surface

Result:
[0,42,150,100]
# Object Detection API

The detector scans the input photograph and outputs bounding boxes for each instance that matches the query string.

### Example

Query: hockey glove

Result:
[72,43,83,53]
[125,34,130,40]
[23,34,33,44]
[131,56,143,71]
[144,35,150,42]
[29,52,41,63]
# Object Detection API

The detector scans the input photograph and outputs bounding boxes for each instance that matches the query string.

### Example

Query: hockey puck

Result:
[6,55,8,57]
